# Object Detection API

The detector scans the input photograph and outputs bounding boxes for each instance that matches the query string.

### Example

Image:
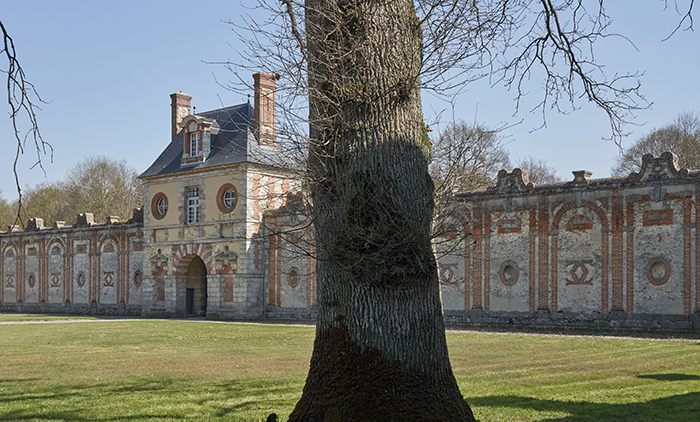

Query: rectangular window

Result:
[190,132,200,157]
[187,187,200,224]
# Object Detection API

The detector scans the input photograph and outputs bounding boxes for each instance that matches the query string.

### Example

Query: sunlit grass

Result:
[1,317,699,421]
[0,313,98,322]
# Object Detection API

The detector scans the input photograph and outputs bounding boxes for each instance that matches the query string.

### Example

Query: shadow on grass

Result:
[637,373,700,381]
[0,378,299,421]
[469,391,700,422]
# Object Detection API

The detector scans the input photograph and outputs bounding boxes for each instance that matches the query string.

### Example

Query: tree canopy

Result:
[612,111,700,176]
[2,156,142,228]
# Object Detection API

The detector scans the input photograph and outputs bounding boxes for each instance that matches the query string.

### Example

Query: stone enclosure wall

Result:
[266,153,700,331]
[0,211,145,315]
[3,152,700,332]
[434,152,700,330]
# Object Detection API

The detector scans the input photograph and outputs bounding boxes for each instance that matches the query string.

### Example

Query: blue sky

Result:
[1,1,698,201]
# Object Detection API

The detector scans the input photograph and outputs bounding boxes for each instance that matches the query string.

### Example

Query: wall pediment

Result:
[627,152,689,182]
[489,168,534,194]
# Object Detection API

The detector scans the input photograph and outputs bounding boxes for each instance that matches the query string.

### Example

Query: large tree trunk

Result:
[289,1,476,420]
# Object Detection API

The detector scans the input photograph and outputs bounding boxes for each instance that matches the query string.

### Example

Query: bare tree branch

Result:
[0,18,52,224]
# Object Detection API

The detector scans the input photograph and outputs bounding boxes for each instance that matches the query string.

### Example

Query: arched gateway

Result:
[181,255,207,317]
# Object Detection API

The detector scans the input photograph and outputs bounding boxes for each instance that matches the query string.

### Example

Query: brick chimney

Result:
[253,72,278,146]
[170,92,192,141]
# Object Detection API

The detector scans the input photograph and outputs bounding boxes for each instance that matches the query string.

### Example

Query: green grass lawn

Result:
[0,318,698,421]
[0,314,98,322]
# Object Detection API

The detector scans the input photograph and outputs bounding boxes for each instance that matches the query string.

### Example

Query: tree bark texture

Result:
[289,1,475,420]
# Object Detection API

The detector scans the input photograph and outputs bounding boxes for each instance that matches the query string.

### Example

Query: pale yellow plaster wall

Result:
[202,172,246,223]
[145,180,181,227]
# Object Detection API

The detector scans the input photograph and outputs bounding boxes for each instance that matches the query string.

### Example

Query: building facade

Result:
[1,75,699,330]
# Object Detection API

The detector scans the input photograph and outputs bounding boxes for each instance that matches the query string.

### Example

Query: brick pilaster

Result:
[537,196,549,311]
[550,234,558,312]
[611,190,625,312]
[696,184,700,314]
[528,206,537,312]
[601,230,609,313]
[472,203,483,310]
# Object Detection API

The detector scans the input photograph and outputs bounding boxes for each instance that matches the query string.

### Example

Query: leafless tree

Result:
[516,155,562,185]
[227,1,695,420]
[612,111,700,176]
[430,121,512,195]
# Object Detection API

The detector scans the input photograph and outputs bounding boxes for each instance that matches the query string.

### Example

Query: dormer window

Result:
[180,115,213,166]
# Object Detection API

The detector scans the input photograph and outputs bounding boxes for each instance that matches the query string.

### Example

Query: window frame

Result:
[189,131,200,157]
[186,187,200,224]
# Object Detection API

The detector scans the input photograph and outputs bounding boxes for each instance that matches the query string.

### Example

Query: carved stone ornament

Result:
[149,249,169,272]
[499,261,520,286]
[646,257,671,286]
[489,168,534,194]
[26,218,45,231]
[215,245,238,272]
[627,152,689,182]
[75,213,95,228]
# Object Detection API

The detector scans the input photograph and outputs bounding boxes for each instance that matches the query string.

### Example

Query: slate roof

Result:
[140,102,285,178]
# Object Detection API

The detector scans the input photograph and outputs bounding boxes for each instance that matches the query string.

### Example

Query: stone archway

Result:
[185,255,207,317]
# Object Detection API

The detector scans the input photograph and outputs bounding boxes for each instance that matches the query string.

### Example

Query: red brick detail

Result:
[154,267,165,302]
[268,233,277,306]
[696,185,700,314]
[643,209,673,226]
[170,92,191,141]
[537,196,549,311]
[223,275,234,303]
[526,205,537,312]
[601,231,609,313]
[611,191,625,311]
[276,237,282,308]
[472,203,483,310]
[497,218,521,234]
[551,236,558,312]
[253,72,278,146]
[254,242,260,270]
[172,244,213,275]
[484,237,490,311]
[251,173,263,227]
[464,231,472,311]
[683,197,693,315]
[529,234,536,312]
[551,200,608,229]
[566,214,593,231]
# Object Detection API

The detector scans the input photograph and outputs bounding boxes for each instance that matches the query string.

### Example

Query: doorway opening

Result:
[185,255,207,316]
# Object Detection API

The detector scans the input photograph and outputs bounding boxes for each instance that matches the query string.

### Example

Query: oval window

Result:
[217,184,238,213]
[151,193,168,220]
